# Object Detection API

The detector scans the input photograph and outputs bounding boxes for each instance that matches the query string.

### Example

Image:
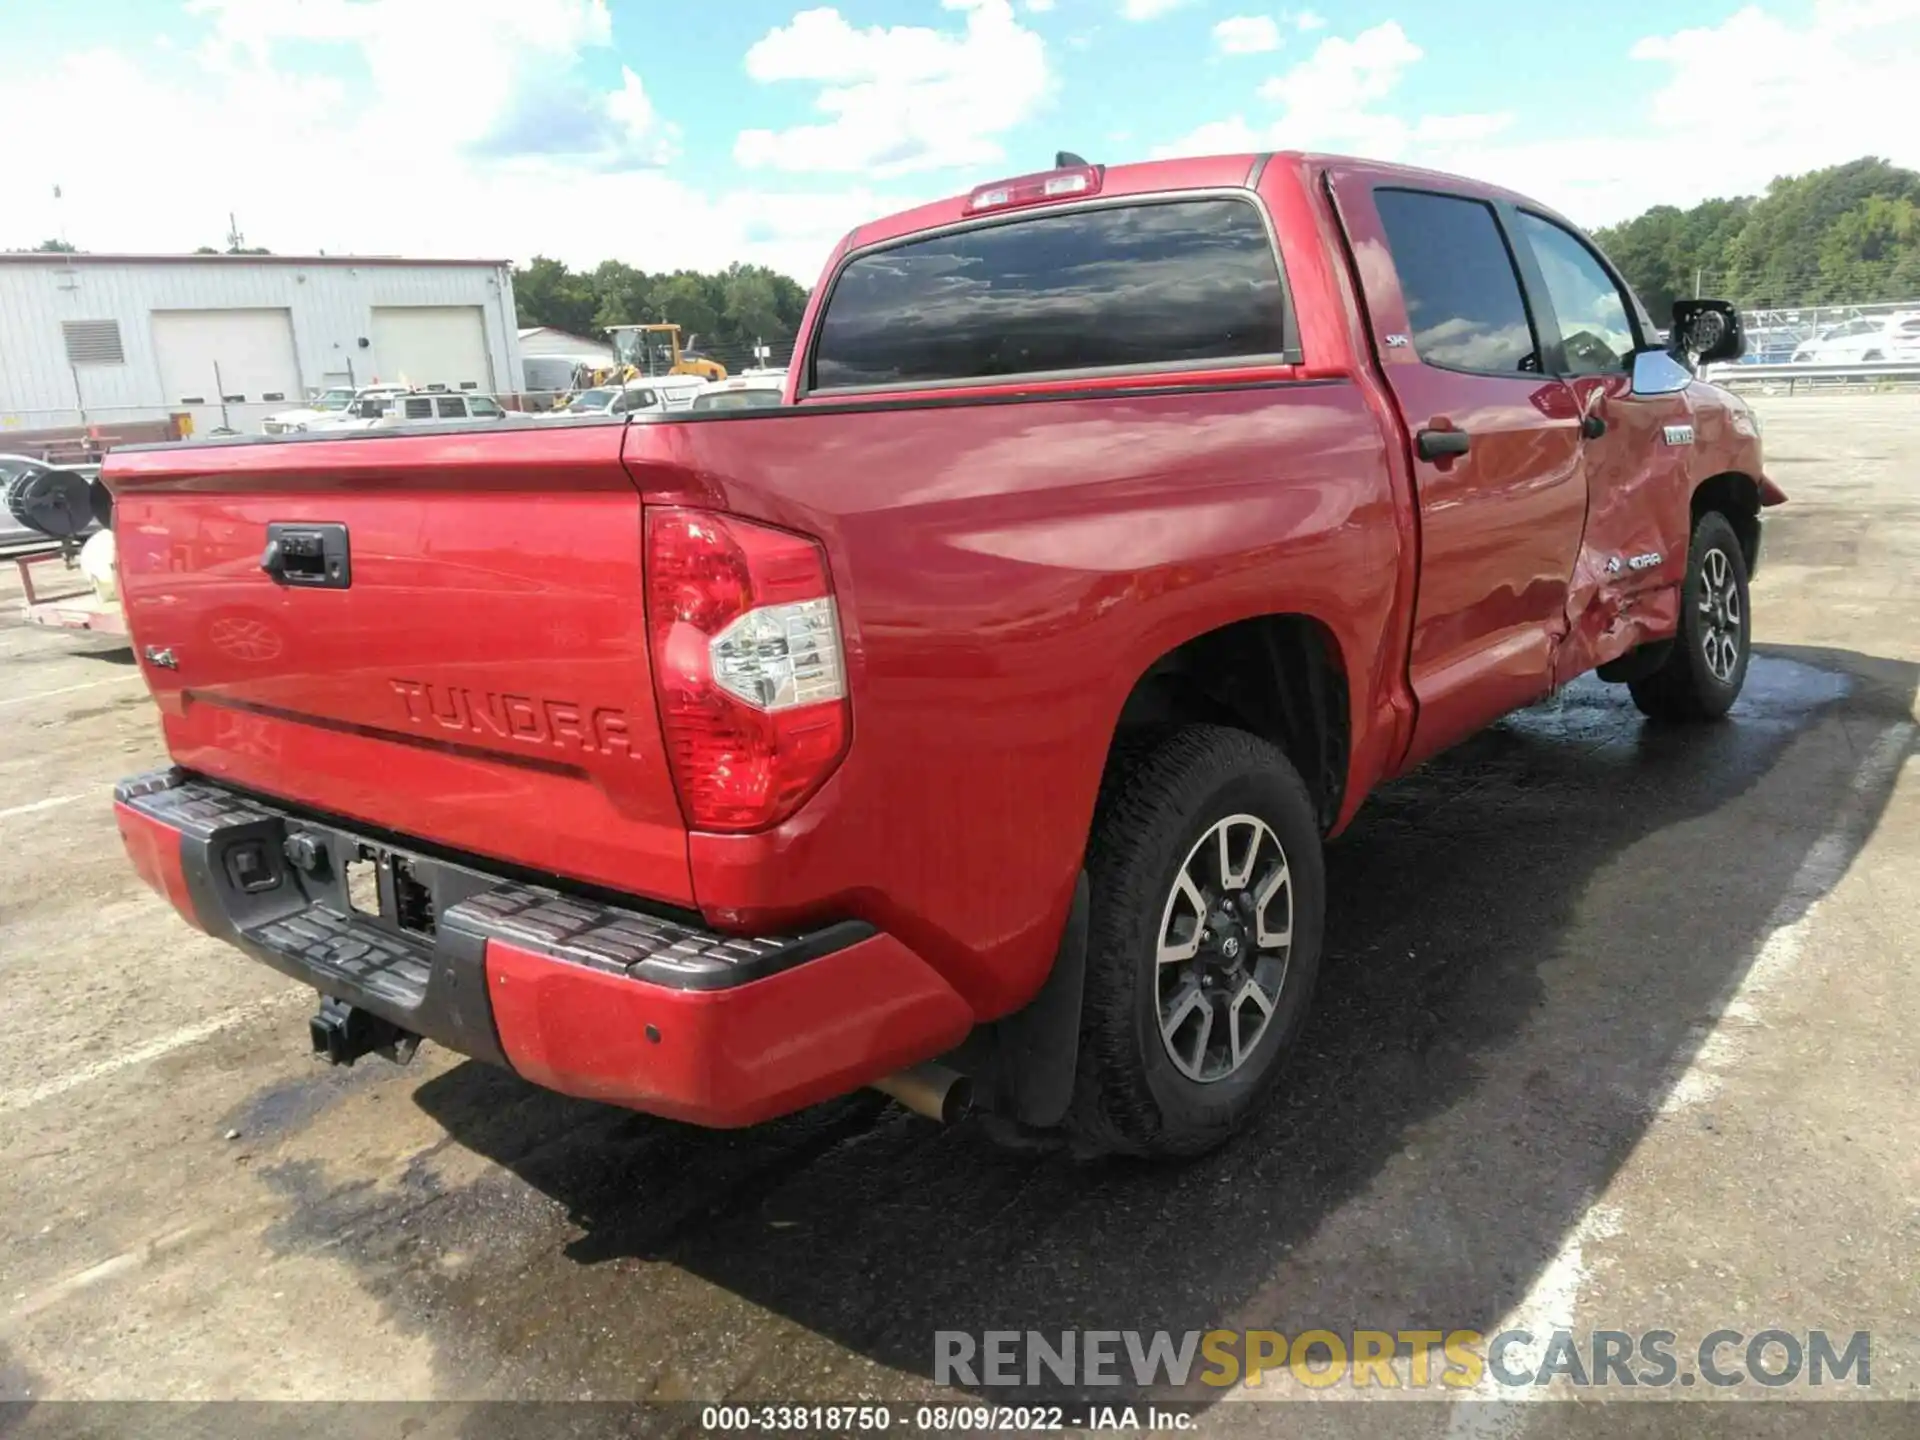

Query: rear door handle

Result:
[1416,428,1471,461]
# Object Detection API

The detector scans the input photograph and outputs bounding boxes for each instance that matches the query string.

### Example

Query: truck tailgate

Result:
[104,423,694,906]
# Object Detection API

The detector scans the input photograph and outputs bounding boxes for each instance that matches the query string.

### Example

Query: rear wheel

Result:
[1067,725,1324,1158]
[1628,511,1752,721]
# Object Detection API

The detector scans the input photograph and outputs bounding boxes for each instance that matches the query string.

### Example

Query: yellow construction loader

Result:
[607,324,728,383]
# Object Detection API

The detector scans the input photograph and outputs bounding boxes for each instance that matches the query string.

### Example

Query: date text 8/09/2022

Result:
[700,1405,1192,1432]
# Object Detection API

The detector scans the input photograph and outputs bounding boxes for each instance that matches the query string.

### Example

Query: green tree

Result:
[33,238,77,253]
[512,255,600,336]
[653,271,720,340]
[509,254,814,356]
[1817,194,1920,300]
[1595,156,1920,311]
[721,265,783,346]
[590,259,654,331]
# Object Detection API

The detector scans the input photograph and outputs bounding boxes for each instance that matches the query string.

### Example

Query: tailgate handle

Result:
[263,523,351,589]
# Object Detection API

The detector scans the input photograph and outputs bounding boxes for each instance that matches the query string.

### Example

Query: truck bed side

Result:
[621,377,1403,1017]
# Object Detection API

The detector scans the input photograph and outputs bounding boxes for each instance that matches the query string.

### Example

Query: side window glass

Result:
[403,397,433,419]
[1514,211,1639,375]
[1374,190,1539,375]
[434,396,465,418]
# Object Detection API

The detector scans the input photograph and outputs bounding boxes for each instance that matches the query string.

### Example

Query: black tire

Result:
[1066,725,1325,1158]
[1628,511,1751,721]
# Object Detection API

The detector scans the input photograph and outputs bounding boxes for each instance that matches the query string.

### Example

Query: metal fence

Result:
[1725,298,1920,365]
[1705,360,1920,392]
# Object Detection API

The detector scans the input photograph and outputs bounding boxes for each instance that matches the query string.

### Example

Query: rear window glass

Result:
[812,198,1288,390]
[692,387,783,412]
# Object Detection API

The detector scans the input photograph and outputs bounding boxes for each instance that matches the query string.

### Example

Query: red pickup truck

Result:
[109,152,1780,1157]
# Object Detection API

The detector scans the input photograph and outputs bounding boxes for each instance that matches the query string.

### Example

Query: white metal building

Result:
[517,326,613,365]
[0,253,524,436]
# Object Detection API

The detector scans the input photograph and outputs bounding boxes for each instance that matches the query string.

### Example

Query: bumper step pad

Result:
[113,770,870,1038]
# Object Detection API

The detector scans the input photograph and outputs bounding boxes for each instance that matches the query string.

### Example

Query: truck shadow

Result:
[409,644,1915,1404]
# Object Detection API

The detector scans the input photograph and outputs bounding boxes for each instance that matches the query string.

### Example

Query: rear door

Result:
[1327,171,1587,767]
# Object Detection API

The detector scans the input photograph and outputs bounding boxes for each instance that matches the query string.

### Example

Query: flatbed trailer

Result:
[11,545,126,635]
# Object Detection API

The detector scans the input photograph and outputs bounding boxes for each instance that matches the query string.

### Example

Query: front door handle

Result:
[1416,427,1471,461]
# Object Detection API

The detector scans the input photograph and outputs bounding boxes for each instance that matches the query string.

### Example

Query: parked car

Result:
[537,383,675,419]
[262,384,410,435]
[1790,312,1920,364]
[687,374,784,412]
[312,391,509,431]
[106,150,1779,1158]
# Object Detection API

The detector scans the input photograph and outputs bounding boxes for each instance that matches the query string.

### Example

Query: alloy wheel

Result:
[1155,813,1294,1084]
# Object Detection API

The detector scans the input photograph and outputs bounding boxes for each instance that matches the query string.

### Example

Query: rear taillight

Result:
[645,507,849,833]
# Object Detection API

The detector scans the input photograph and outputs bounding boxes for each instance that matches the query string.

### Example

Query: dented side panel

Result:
[1551,372,1698,686]
[1551,378,1768,686]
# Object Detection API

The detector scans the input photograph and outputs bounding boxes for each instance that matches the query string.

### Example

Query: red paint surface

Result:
[485,934,973,1127]
[104,148,1775,1090]
[105,425,695,905]
[114,801,201,930]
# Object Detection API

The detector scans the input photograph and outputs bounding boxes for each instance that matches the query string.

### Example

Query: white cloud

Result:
[734,0,1049,177]
[1256,21,1420,112]
[1213,15,1282,54]
[1122,0,1193,19]
[1024,0,1056,10]
[1155,4,1920,227]
[1163,21,1508,160]
[1292,8,1326,30]
[0,3,904,283]
[188,0,677,168]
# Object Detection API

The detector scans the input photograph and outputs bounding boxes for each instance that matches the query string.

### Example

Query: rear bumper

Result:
[114,769,973,1127]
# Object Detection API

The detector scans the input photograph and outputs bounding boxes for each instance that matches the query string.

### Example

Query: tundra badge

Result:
[1663,424,1696,446]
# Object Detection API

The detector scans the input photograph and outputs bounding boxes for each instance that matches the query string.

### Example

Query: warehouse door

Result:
[370,306,493,394]
[151,308,303,436]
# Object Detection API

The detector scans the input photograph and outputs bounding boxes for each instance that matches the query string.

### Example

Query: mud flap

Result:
[983,872,1089,1129]
[1596,638,1674,685]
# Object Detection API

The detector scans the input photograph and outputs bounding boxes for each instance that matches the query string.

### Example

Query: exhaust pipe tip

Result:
[872,1062,973,1124]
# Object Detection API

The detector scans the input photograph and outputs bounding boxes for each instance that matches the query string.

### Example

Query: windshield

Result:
[565,388,618,413]
[690,388,782,412]
[311,388,355,411]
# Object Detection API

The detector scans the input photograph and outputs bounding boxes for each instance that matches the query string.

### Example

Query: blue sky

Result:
[3,0,1917,283]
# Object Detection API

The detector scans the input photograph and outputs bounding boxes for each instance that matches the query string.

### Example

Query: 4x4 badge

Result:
[143,646,178,669]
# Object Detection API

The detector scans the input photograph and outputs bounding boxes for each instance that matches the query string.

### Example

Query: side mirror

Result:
[1671,299,1745,367]
[1630,348,1693,397]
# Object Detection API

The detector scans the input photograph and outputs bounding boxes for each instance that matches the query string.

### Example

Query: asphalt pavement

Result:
[0,394,1915,1438]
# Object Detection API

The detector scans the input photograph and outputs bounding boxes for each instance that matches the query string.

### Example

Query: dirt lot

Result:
[1,394,1917,1436]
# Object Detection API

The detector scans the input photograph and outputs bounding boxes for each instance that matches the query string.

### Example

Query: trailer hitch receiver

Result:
[309,996,421,1067]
